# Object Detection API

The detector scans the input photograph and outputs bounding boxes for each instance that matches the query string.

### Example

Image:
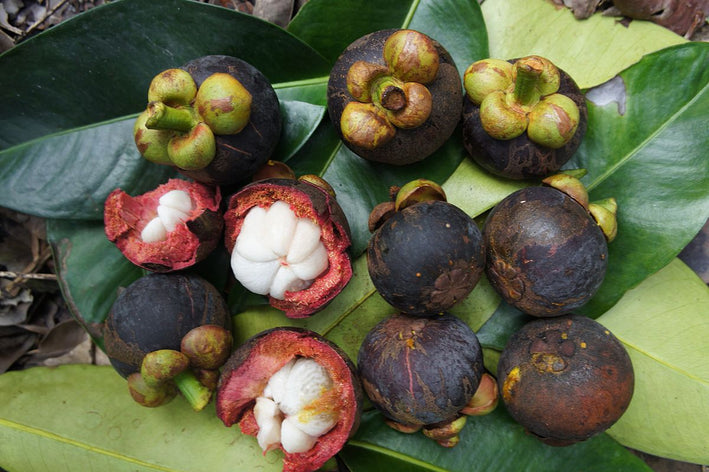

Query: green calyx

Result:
[341,29,438,149]
[465,55,580,148]
[134,68,253,170]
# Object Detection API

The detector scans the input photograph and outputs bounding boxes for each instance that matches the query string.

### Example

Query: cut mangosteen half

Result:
[104,178,222,272]
[216,327,362,472]
[224,178,352,318]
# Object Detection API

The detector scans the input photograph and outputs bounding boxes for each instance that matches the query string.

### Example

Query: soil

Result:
[0,1,707,471]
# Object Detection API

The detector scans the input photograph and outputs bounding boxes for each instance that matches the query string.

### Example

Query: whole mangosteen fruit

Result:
[103,273,231,410]
[462,55,587,179]
[133,55,282,186]
[483,174,616,317]
[497,314,634,445]
[327,29,462,165]
[224,174,352,318]
[216,327,362,472]
[367,179,485,315]
[104,178,222,272]
[357,313,488,447]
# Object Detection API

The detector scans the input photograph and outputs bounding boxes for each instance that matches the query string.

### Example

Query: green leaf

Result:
[341,409,651,472]
[0,100,324,220]
[481,0,686,89]
[0,119,178,219]
[290,0,489,76]
[0,365,283,472]
[597,259,709,465]
[571,42,709,315]
[48,220,143,339]
[0,0,330,149]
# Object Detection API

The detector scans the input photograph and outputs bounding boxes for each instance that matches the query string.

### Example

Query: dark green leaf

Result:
[0,100,325,220]
[341,409,651,472]
[569,42,709,315]
[48,219,143,338]
[0,118,177,219]
[0,0,330,149]
[290,0,489,76]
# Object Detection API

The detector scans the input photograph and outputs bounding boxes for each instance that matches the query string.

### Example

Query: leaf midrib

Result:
[346,439,449,472]
[587,78,709,192]
[0,418,181,472]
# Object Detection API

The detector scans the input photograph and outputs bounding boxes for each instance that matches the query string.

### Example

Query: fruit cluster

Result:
[100,28,633,472]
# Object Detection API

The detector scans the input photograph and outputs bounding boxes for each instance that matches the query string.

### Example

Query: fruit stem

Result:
[512,59,544,107]
[145,101,197,132]
[372,76,406,111]
[174,370,213,411]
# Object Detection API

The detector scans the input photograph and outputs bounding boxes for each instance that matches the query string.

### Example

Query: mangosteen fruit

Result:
[327,29,462,165]
[357,313,491,447]
[462,55,587,179]
[367,179,485,315]
[216,327,362,472]
[483,174,617,317]
[103,273,232,410]
[497,314,634,445]
[224,174,352,318]
[104,178,222,272]
[134,55,282,186]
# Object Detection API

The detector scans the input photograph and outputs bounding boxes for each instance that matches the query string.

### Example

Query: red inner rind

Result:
[104,178,222,272]
[224,179,352,318]
[216,328,361,472]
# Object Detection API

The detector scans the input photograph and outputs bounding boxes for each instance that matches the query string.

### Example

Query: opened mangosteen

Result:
[483,174,617,317]
[358,313,495,447]
[367,179,485,315]
[224,173,352,318]
[103,273,232,410]
[134,55,282,186]
[104,178,222,272]
[498,314,634,445]
[216,327,362,472]
[462,55,587,179]
[327,29,462,165]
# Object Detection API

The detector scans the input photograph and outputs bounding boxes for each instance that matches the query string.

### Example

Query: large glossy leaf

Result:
[0,365,283,472]
[341,409,651,472]
[481,0,686,88]
[571,42,709,315]
[0,0,330,149]
[0,100,323,220]
[290,0,489,77]
[598,259,709,464]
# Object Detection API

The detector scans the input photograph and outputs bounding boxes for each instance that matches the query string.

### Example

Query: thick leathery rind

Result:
[216,327,363,472]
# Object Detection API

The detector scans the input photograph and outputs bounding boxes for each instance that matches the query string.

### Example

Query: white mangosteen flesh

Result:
[231,201,329,300]
[140,190,194,242]
[253,357,338,454]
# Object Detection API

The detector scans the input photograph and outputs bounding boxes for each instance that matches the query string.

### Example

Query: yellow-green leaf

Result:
[481,0,686,88]
[0,365,281,472]
[598,259,709,464]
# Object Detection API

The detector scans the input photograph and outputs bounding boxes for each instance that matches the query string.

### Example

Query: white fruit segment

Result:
[253,357,338,454]
[231,200,329,300]
[140,190,193,242]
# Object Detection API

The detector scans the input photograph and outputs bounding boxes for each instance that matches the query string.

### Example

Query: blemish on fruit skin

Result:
[502,366,521,402]
[580,341,587,349]
[561,332,568,340]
